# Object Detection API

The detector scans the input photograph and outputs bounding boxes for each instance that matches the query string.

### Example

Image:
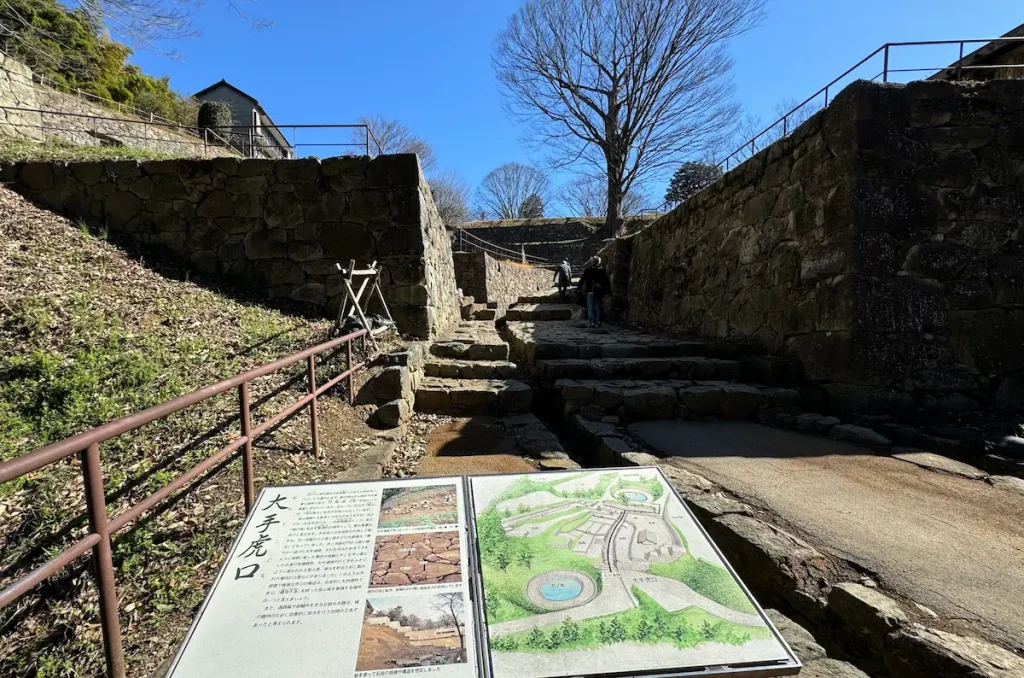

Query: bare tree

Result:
[719,97,822,165]
[355,115,437,173]
[430,593,465,653]
[430,168,471,226]
[494,0,764,237]
[558,174,645,218]
[474,162,550,220]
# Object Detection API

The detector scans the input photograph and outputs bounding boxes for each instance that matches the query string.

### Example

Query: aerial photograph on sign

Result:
[377,484,459,529]
[470,469,793,678]
[356,593,469,671]
[370,531,463,588]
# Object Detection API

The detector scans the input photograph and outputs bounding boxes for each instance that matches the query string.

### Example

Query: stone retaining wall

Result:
[602,78,1024,416]
[453,251,552,314]
[0,54,233,158]
[1,154,460,339]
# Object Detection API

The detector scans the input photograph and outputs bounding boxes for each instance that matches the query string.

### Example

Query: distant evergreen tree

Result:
[519,193,544,218]
[665,162,723,205]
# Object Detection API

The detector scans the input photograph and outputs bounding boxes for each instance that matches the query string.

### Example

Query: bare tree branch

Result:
[558,173,645,217]
[474,162,551,220]
[494,0,764,237]
[353,115,437,173]
[429,168,470,226]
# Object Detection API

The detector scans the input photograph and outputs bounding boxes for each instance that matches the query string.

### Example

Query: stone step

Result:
[516,290,564,303]
[431,322,510,361]
[415,377,532,415]
[505,320,712,362]
[536,356,742,381]
[505,303,577,321]
[424,359,518,379]
[473,308,498,320]
[556,378,801,421]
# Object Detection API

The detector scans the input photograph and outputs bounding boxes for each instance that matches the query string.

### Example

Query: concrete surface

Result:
[630,420,1024,652]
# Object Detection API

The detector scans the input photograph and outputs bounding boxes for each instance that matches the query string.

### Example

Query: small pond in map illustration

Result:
[539,578,583,601]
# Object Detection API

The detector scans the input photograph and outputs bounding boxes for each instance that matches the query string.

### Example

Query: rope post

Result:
[956,41,964,81]
[883,44,890,82]
[81,442,126,678]
[521,245,526,264]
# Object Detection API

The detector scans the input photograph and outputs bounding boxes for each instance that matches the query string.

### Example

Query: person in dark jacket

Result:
[578,257,612,327]
[553,260,572,299]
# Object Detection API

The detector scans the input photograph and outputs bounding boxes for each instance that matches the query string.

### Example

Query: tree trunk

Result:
[603,171,623,239]
[600,87,623,240]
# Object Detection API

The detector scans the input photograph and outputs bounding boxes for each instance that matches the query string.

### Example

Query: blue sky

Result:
[131,0,1021,212]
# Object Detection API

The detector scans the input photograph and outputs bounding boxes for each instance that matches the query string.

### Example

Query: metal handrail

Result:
[719,37,1024,171]
[454,227,554,266]
[0,328,368,678]
[202,124,384,157]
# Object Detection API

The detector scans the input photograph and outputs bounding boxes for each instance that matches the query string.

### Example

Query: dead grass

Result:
[0,185,380,676]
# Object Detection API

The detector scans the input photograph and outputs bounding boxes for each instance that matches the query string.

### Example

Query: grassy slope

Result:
[648,556,757,615]
[0,186,352,677]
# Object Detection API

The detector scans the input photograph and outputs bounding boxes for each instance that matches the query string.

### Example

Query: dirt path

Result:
[630,420,1024,652]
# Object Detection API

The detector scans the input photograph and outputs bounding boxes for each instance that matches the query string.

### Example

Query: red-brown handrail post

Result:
[307,356,321,458]
[81,442,126,678]
[239,382,255,512]
[347,340,354,406]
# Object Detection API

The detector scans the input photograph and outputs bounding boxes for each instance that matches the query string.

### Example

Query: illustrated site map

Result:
[470,468,794,678]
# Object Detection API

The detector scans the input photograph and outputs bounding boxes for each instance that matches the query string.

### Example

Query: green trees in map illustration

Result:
[516,545,533,569]
[477,506,602,624]
[490,587,761,653]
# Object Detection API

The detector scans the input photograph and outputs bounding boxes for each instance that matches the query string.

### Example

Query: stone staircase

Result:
[414,321,532,415]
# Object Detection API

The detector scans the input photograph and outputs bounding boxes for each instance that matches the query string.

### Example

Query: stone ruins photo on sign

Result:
[470,469,793,678]
[369,531,462,588]
[377,484,459,529]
